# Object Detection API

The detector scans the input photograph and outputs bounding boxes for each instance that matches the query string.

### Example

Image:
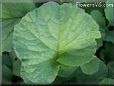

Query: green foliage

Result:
[80,57,100,75]
[104,29,114,43]
[70,60,108,84]
[2,53,12,84]
[2,0,114,85]
[99,78,114,85]
[2,2,35,52]
[2,3,35,19]
[2,65,12,84]
[58,66,77,78]
[90,10,106,27]
[2,19,20,52]
[105,0,114,26]
[9,51,21,76]
[107,61,114,78]
[13,2,101,84]
[100,42,114,63]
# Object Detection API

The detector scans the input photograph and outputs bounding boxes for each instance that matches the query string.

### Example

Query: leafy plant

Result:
[1,0,114,85]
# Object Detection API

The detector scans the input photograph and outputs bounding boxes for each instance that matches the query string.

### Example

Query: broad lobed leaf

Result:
[13,2,101,84]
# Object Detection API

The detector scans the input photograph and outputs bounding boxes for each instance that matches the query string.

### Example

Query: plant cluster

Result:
[1,0,114,85]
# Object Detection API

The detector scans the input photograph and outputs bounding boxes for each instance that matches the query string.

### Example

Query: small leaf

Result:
[105,0,114,26]
[100,42,114,63]
[90,10,106,27]
[71,60,108,84]
[104,30,114,43]
[80,57,100,75]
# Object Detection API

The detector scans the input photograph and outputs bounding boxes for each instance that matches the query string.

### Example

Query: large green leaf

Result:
[105,0,114,26]
[80,57,100,75]
[2,3,35,52]
[13,2,101,84]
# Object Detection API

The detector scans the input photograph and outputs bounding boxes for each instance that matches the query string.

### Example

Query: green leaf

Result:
[58,65,77,78]
[90,10,106,27]
[2,19,20,52]
[13,2,101,84]
[80,57,100,75]
[2,65,12,84]
[2,52,12,67]
[13,59,21,77]
[2,3,35,19]
[107,61,114,78]
[2,53,12,84]
[70,60,108,84]
[21,60,59,84]
[9,51,21,77]
[100,42,114,63]
[105,0,114,26]
[57,45,99,66]
[104,30,114,43]
[99,78,114,85]
[2,2,35,52]
[90,10,106,46]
